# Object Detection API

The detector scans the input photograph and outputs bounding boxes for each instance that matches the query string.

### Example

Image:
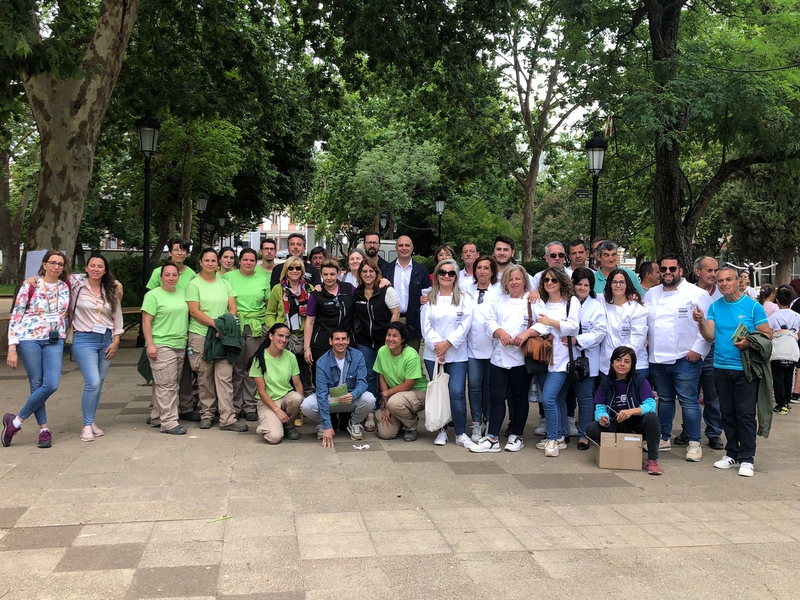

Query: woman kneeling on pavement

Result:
[375,322,428,441]
[249,323,305,444]
[142,261,188,435]
[585,345,662,475]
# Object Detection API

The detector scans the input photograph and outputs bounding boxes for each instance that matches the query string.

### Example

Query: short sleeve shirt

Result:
[141,287,189,349]
[223,270,270,313]
[248,350,300,400]
[373,345,427,391]
[185,276,236,336]
[146,266,196,290]
[707,294,768,370]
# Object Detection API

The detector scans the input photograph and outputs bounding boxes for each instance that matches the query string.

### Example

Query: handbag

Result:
[566,303,590,383]
[524,303,553,374]
[771,329,800,364]
[424,361,452,431]
[64,285,82,349]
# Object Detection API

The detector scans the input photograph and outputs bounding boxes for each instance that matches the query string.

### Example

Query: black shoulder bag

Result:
[566,299,590,383]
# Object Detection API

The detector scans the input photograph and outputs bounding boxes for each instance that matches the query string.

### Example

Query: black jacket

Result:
[309,282,355,350]
[353,285,395,349]
[381,258,430,338]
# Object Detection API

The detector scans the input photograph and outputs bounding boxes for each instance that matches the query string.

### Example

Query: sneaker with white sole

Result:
[738,462,754,477]
[364,413,376,432]
[685,441,702,462]
[455,433,476,449]
[469,436,501,453]
[533,417,547,436]
[316,424,325,440]
[568,416,578,437]
[536,437,566,450]
[714,456,739,469]
[434,429,448,446]
[505,434,524,452]
[544,439,559,457]
[347,422,363,441]
[471,422,483,443]
[658,438,671,451]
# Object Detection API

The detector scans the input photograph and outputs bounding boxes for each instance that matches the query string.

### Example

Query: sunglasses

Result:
[438,270,457,278]
[543,277,558,283]
[548,253,565,259]
[287,266,302,272]
[659,266,679,273]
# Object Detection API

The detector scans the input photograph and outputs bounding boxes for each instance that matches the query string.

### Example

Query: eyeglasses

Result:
[46,261,65,268]
[543,277,558,283]
[610,280,627,286]
[287,266,302,272]
[364,241,380,246]
[659,266,679,273]
[438,270,457,278]
[548,253,565,259]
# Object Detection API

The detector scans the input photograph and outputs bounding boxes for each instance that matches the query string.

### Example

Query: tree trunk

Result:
[776,247,794,285]
[151,218,171,266]
[181,196,193,248]
[0,150,30,284]
[521,149,542,262]
[19,0,140,274]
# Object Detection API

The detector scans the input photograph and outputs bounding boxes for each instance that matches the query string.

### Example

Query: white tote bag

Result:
[424,361,452,432]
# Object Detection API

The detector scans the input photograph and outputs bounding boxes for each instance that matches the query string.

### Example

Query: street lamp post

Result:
[435,194,446,246]
[196,195,208,249]
[585,132,608,268]
[218,217,226,247]
[135,114,160,288]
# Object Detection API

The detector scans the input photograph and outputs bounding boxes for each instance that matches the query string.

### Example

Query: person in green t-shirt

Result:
[141,262,189,435]
[145,237,197,291]
[186,248,245,433]
[374,322,427,442]
[248,323,304,444]
[224,248,270,422]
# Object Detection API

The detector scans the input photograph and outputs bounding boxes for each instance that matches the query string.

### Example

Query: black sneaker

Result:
[220,421,249,432]
[673,432,689,446]
[283,425,300,440]
[198,418,212,429]
[403,429,418,442]
[244,412,258,422]
[708,437,724,450]
[179,411,202,422]
[162,425,187,435]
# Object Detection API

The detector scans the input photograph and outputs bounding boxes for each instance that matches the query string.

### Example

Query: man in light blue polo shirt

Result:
[593,240,644,298]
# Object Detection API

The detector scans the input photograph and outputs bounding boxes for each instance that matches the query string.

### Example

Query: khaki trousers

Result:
[187,332,236,427]
[178,354,195,414]
[257,391,303,444]
[376,389,426,439]
[232,325,263,415]
[148,346,184,431]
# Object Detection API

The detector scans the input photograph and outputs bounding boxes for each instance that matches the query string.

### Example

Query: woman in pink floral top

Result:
[3,251,71,449]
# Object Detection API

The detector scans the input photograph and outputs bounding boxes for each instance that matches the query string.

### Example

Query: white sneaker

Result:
[536,437,566,450]
[738,462,754,477]
[568,416,578,437]
[469,436,501,453]
[505,435,524,452]
[455,433,476,449]
[714,456,739,469]
[347,422,363,441]
[658,438,671,451]
[471,422,483,443]
[544,439,559,457]
[534,418,547,436]
[685,441,702,462]
[434,429,448,446]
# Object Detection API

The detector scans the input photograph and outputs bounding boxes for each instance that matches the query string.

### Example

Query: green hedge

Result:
[106,253,198,307]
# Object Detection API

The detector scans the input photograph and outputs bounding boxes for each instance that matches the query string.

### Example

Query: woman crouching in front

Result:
[585,346,662,475]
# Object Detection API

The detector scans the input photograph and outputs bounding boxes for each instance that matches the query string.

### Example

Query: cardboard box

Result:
[593,432,643,471]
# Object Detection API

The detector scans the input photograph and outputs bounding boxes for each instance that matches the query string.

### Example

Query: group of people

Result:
[5,233,799,480]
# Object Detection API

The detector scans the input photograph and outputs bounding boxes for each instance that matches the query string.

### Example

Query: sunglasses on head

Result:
[548,253,565,259]
[438,270,457,278]
[659,266,679,273]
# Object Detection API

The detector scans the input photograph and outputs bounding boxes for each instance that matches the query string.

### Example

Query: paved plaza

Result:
[1,343,800,599]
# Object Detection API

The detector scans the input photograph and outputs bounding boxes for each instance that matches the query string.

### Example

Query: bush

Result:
[520,260,546,277]
[106,253,197,307]
[413,255,436,272]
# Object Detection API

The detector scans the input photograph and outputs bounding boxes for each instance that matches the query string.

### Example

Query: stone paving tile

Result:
[0,506,28,528]
[639,521,729,547]
[297,532,377,559]
[577,523,664,548]
[0,547,65,576]
[510,525,596,550]
[55,542,146,571]
[386,450,443,463]
[439,526,524,553]
[370,529,451,555]
[550,504,631,527]
[0,524,82,550]
[125,565,219,599]
[220,534,301,564]
[217,560,305,595]
[73,522,155,546]
[425,507,502,529]
[361,509,436,532]
[446,460,508,475]
[513,472,636,489]
[139,540,223,568]
[219,595,306,600]
[23,568,136,600]
[300,557,389,590]
[455,550,550,583]
[380,553,471,588]
[702,519,795,544]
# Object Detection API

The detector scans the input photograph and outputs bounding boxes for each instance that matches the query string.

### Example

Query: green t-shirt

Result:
[185,276,236,336]
[146,265,196,290]
[374,345,427,391]
[141,287,189,349]
[248,349,300,400]
[223,270,270,313]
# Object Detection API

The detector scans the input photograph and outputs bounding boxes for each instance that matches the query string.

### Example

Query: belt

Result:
[399,312,407,317]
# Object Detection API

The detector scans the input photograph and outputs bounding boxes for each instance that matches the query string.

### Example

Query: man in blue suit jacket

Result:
[381,235,430,351]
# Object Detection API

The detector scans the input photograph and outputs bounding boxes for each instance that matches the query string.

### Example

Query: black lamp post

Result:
[196,195,208,249]
[135,114,160,288]
[218,217,226,247]
[585,132,608,268]
[435,194,446,246]
[380,213,388,234]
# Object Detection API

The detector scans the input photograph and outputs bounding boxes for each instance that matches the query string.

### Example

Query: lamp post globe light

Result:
[196,194,208,249]
[135,114,160,288]
[435,194,446,246]
[585,131,608,268]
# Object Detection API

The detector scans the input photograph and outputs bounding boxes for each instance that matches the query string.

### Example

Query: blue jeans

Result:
[425,360,468,436]
[699,347,723,439]
[537,371,569,440]
[651,357,703,442]
[467,357,491,424]
[571,375,596,439]
[72,330,114,425]
[16,339,64,425]
[357,344,380,405]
